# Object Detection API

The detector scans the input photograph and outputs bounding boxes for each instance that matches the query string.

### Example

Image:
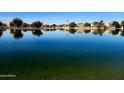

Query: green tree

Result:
[23,23,30,27]
[0,21,7,28]
[10,22,15,27]
[111,21,120,28]
[10,18,23,28]
[0,21,3,27]
[31,21,43,28]
[2,23,7,27]
[84,22,91,27]
[68,22,77,28]
[121,21,124,27]
[93,20,105,28]
[51,24,57,28]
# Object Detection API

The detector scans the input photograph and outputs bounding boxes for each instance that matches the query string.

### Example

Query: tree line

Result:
[1,18,124,29]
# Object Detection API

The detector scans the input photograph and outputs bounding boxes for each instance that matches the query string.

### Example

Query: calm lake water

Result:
[0,29,124,80]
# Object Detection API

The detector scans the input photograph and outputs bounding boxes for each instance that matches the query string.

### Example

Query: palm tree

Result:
[10,22,15,27]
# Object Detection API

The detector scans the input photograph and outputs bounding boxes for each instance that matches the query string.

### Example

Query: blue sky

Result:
[0,12,124,25]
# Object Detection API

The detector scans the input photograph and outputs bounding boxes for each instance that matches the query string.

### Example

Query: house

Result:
[77,23,84,27]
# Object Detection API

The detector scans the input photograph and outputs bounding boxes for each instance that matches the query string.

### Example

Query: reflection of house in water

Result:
[76,29,84,33]
[91,29,105,36]
[104,29,110,34]
[105,29,115,34]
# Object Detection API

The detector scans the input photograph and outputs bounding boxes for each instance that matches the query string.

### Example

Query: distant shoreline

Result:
[0,27,123,30]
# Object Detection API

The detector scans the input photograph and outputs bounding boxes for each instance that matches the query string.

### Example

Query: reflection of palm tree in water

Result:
[32,29,43,37]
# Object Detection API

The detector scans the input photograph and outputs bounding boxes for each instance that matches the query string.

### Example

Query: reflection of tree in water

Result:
[84,30,91,34]
[43,29,57,31]
[66,29,77,34]
[49,29,57,31]
[32,29,43,37]
[0,29,6,37]
[10,29,14,34]
[5,28,124,39]
[10,29,23,39]
[0,30,3,37]
[23,29,29,32]
[120,30,124,36]
[58,28,64,31]
[92,29,104,36]
[43,29,50,31]
[111,29,120,35]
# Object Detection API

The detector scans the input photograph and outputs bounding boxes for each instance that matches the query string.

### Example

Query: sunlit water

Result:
[0,29,124,79]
